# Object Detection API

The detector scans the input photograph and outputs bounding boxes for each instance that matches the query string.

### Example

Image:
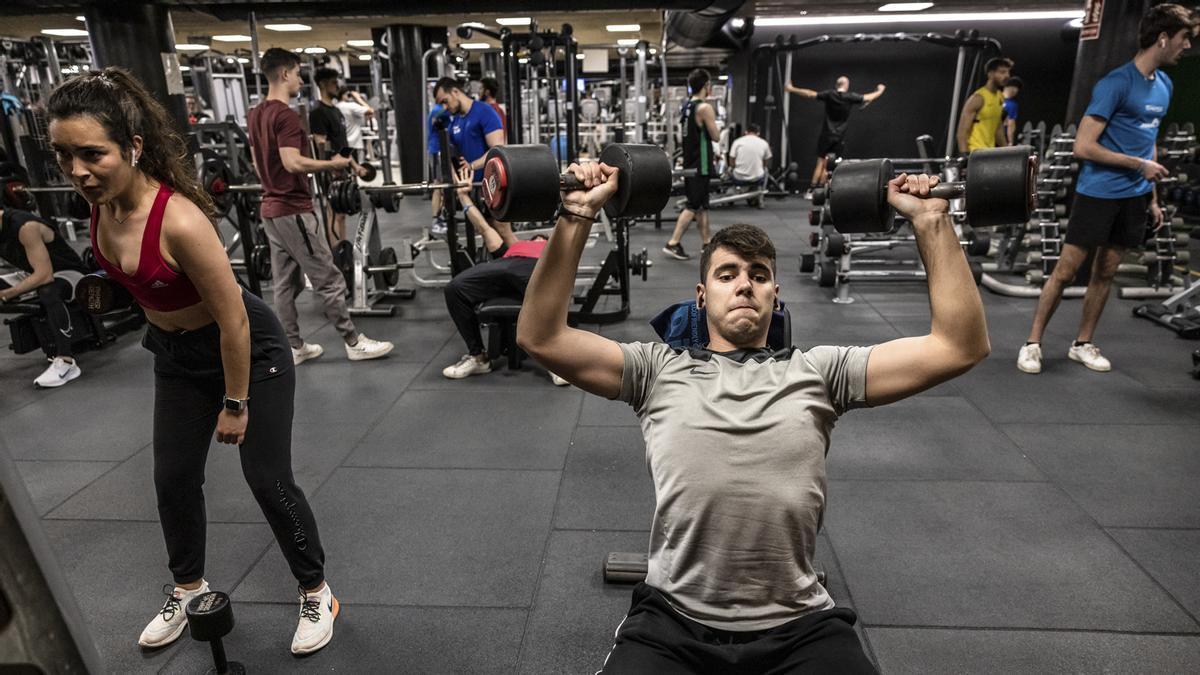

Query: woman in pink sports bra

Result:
[47,67,338,657]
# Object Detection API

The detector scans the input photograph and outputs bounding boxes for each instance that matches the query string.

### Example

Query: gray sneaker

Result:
[662,242,689,260]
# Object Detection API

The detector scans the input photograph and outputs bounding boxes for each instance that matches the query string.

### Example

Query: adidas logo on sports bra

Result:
[150,280,168,289]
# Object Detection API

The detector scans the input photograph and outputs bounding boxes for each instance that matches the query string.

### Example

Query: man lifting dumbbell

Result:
[785,76,886,199]
[0,204,91,387]
[516,155,989,671]
[247,48,392,365]
[664,69,720,261]
[48,67,337,655]
[440,163,565,385]
[1018,4,1194,375]
[309,67,371,245]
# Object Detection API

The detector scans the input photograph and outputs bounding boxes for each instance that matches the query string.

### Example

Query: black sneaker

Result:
[662,242,689,260]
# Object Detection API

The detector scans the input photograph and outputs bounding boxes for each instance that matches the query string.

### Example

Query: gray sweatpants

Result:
[261,211,356,349]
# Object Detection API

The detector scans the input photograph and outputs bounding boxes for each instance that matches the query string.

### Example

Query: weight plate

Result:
[964,145,1036,228]
[827,158,893,233]
[598,143,672,219]
[483,145,560,222]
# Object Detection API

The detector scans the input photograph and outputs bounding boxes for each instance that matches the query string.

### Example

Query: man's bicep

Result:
[864,335,970,406]
[484,128,505,148]
[529,327,626,400]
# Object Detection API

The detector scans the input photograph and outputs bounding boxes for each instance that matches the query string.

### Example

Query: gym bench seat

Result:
[475,297,583,371]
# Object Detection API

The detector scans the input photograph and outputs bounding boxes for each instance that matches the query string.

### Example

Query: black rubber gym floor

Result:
[3,196,1199,673]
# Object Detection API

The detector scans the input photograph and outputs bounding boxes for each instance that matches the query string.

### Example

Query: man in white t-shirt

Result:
[335,88,374,162]
[728,123,772,183]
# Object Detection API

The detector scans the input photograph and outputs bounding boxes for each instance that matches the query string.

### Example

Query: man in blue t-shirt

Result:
[428,103,450,233]
[1018,4,1195,376]
[433,77,508,237]
[1001,76,1022,146]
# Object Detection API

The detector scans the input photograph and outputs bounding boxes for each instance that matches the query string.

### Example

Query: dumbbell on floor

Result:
[186,591,245,675]
[825,145,1037,233]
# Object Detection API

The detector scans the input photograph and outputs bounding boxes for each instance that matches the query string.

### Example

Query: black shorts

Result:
[600,583,877,674]
[817,132,845,158]
[684,176,712,211]
[1063,192,1150,250]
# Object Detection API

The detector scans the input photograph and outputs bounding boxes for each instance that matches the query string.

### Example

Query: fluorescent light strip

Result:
[213,35,251,42]
[303,47,326,54]
[496,17,531,26]
[755,10,1083,26]
[42,28,89,37]
[606,24,641,32]
[237,57,250,63]
[879,2,935,11]
[617,38,640,47]
[346,39,375,47]
[460,43,491,49]
[75,15,85,21]
[175,43,210,51]
[358,54,372,61]
[264,23,312,32]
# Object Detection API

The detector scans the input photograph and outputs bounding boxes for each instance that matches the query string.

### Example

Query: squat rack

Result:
[747,31,1002,165]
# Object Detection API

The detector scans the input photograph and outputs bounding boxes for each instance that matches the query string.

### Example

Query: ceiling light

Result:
[730,18,746,29]
[237,57,250,63]
[606,24,641,32]
[179,66,191,72]
[616,38,640,47]
[649,48,658,54]
[175,43,210,51]
[213,35,251,42]
[518,57,529,64]
[718,74,728,80]
[347,39,375,47]
[358,54,372,60]
[460,42,491,49]
[879,2,935,10]
[292,48,304,53]
[41,28,89,37]
[303,47,327,54]
[576,53,585,59]
[75,15,85,21]
[1067,17,1084,28]
[264,23,312,32]
[496,17,532,26]
[461,22,487,29]
[755,10,1083,27]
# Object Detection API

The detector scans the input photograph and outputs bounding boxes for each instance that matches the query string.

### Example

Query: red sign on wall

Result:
[1081,0,1104,40]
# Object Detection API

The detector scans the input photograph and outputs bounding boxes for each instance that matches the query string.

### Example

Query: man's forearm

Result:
[287,155,339,174]
[2,271,52,299]
[913,213,988,356]
[517,213,594,347]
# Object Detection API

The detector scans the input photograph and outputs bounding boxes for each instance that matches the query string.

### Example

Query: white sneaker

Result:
[550,371,569,386]
[1016,343,1042,374]
[345,334,394,361]
[291,583,339,655]
[442,353,491,379]
[34,357,81,388]
[137,580,209,649]
[292,342,324,366]
[1068,342,1111,372]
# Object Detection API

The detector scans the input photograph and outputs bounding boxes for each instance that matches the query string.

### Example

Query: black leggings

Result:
[443,256,537,355]
[600,583,877,675]
[146,291,323,588]
[37,278,76,358]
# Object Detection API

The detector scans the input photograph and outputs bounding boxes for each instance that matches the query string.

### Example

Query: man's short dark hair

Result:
[260,48,301,82]
[480,77,501,101]
[985,57,1014,73]
[314,67,340,87]
[1138,3,1198,49]
[433,76,464,97]
[1003,76,1023,90]
[700,224,777,281]
[688,69,711,95]
[746,123,761,134]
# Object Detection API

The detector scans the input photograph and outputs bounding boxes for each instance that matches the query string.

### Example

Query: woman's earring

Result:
[131,152,138,167]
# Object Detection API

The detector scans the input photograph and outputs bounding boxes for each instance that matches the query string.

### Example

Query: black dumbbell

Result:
[358,162,378,182]
[186,591,245,675]
[76,272,134,315]
[480,143,671,222]
[826,145,1037,233]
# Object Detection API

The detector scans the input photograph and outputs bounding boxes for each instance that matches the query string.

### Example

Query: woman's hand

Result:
[216,409,248,445]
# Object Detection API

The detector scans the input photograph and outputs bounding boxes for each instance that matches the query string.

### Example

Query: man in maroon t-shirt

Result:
[247,48,392,365]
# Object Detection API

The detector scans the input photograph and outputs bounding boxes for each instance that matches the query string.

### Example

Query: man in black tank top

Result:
[785,76,886,198]
[664,69,721,261]
[0,207,90,387]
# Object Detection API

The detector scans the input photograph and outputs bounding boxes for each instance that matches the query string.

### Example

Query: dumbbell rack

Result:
[802,158,985,303]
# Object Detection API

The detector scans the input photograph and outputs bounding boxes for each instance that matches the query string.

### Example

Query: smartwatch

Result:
[222,395,249,413]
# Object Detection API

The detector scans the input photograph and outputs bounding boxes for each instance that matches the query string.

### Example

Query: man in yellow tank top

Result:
[956,57,1013,154]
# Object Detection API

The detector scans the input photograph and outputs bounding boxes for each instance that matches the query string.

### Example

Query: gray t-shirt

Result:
[617,342,873,632]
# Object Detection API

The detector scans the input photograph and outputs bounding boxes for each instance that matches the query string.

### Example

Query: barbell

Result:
[825,145,1038,233]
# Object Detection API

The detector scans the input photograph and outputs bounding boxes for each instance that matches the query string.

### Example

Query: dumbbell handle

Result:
[927,182,966,199]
